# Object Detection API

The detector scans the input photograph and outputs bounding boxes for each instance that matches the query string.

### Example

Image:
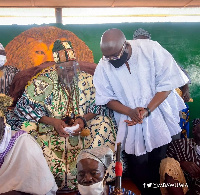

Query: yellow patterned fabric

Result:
[16,65,117,190]
[160,157,188,195]
[175,88,193,102]
[0,94,13,117]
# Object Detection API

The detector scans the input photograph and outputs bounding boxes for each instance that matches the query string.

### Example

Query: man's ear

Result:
[125,42,130,50]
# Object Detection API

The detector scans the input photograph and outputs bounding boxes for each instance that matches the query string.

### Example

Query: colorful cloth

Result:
[8,65,117,190]
[180,103,190,138]
[166,138,200,194]
[0,130,58,194]
[0,65,19,95]
[109,185,135,195]
[94,39,189,156]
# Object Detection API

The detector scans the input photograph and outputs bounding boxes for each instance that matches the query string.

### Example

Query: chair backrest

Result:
[5,26,94,70]
[6,26,98,106]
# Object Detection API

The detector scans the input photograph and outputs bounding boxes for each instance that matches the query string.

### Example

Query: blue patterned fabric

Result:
[180,103,190,138]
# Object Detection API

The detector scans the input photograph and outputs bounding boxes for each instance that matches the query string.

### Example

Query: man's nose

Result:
[83,173,93,183]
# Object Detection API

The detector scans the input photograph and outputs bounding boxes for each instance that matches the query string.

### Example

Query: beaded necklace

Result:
[60,77,79,124]
[57,61,80,124]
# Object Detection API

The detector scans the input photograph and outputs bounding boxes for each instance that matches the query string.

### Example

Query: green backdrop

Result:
[0,22,199,136]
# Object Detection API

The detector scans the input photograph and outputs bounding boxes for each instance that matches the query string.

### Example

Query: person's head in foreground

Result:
[52,39,80,87]
[77,146,113,195]
[100,28,133,69]
[0,43,6,68]
[133,28,151,40]
[0,94,13,153]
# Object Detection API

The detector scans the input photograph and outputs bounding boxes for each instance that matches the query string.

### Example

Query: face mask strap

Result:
[103,172,109,186]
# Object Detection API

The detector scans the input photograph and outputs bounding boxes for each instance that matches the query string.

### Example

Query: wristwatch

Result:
[144,107,151,117]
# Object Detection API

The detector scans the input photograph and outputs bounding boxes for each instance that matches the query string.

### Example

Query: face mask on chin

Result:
[109,51,128,68]
[0,55,6,67]
[78,180,104,195]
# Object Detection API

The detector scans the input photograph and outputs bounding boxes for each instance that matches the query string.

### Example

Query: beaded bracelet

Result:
[144,107,151,117]
[76,116,87,127]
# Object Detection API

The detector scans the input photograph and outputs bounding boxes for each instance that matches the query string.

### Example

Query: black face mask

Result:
[109,51,128,68]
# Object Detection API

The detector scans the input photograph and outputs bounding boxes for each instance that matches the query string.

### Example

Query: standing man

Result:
[93,28,189,194]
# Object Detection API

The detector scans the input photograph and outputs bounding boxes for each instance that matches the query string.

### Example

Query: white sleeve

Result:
[153,41,189,92]
[93,61,118,105]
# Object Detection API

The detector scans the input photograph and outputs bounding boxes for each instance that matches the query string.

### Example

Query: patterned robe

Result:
[0,65,19,95]
[180,103,190,138]
[9,65,117,190]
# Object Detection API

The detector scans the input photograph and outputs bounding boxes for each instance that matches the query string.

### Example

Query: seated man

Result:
[77,146,135,195]
[0,94,57,194]
[160,118,200,195]
[7,39,117,190]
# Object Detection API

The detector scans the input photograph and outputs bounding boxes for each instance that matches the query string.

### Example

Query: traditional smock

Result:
[0,129,58,194]
[9,65,117,189]
[93,39,189,156]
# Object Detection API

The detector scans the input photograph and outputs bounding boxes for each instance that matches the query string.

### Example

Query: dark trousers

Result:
[126,144,168,195]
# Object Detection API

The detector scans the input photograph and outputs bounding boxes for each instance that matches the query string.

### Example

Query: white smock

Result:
[93,39,189,156]
[0,132,58,194]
